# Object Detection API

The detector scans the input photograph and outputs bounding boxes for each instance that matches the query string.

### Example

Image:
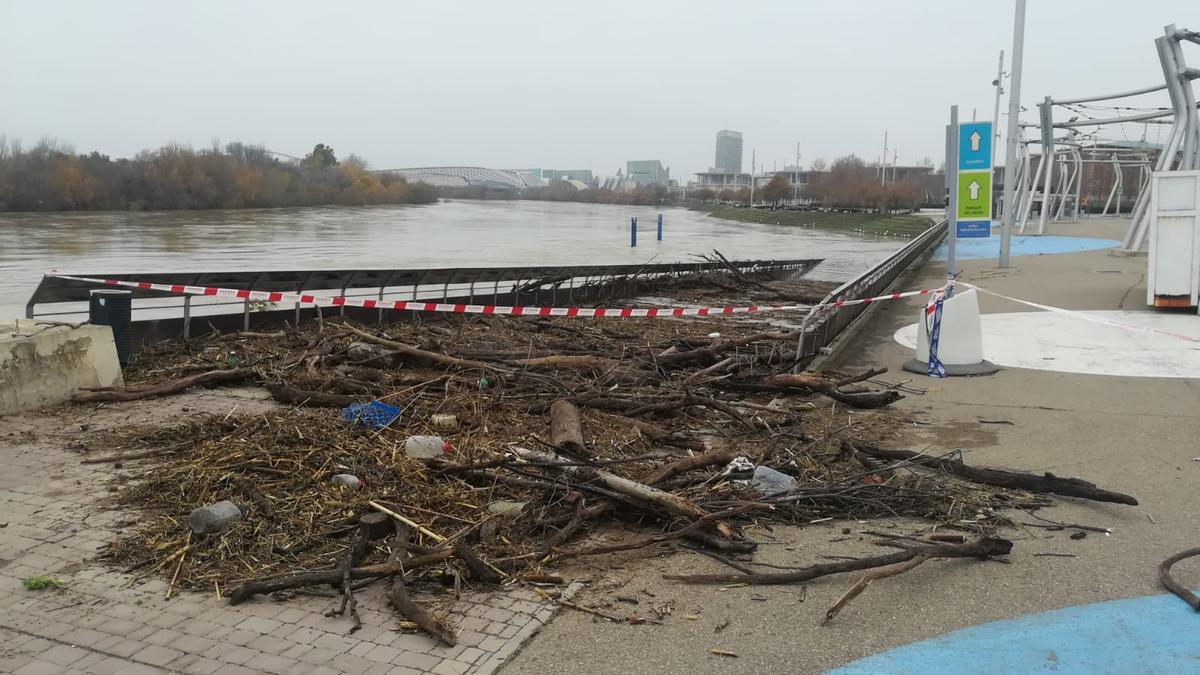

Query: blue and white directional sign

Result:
[958,122,993,171]
[956,121,993,239]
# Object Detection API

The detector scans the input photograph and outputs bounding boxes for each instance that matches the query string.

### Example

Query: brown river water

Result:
[0,200,918,319]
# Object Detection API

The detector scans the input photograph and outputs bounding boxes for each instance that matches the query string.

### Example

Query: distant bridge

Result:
[375,166,544,190]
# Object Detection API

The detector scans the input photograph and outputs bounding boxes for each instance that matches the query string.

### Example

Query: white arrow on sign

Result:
[968,179,981,200]
[969,130,982,152]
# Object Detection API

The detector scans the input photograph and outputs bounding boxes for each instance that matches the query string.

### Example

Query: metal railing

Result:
[27,258,823,340]
[794,218,948,368]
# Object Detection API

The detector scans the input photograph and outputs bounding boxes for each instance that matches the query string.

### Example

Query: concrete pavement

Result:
[508,218,1200,673]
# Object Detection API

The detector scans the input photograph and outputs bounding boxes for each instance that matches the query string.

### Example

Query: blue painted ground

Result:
[829,592,1200,674]
[934,234,1121,261]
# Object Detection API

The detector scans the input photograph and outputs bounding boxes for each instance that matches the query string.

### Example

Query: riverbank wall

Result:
[0,320,123,415]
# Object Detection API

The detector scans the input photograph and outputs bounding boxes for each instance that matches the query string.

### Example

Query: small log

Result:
[664,537,1012,585]
[855,444,1138,505]
[267,384,357,408]
[359,513,394,541]
[549,400,587,457]
[72,369,251,403]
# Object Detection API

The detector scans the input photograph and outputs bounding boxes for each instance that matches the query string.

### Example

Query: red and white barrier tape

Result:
[47,273,948,319]
[957,282,1200,344]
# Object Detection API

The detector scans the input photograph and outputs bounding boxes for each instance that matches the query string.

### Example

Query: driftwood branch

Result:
[73,369,251,403]
[762,374,903,409]
[512,447,716,526]
[824,555,929,624]
[226,549,452,604]
[647,450,736,486]
[344,323,498,372]
[855,444,1138,505]
[664,537,1012,585]
[387,524,457,645]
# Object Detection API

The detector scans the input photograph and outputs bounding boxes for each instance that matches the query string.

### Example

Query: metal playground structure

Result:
[1004,24,1199,252]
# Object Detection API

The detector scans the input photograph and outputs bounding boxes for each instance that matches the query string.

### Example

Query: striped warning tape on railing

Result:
[47,273,948,319]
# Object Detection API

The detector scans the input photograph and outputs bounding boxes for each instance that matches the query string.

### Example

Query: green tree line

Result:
[0,137,435,212]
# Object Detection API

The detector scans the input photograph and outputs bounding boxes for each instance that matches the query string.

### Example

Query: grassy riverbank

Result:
[697,205,934,237]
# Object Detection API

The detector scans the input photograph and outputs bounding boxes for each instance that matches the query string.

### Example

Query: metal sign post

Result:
[946,106,959,277]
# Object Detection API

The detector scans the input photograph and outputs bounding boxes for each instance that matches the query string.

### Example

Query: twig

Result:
[368,501,446,543]
[824,555,929,624]
[165,531,192,599]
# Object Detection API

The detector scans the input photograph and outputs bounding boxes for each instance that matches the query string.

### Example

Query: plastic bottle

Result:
[405,435,448,459]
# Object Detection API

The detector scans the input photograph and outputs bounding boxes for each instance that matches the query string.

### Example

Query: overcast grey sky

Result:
[1,0,1193,180]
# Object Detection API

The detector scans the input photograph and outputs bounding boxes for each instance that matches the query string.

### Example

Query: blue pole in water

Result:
[657,213,663,241]
[630,217,637,247]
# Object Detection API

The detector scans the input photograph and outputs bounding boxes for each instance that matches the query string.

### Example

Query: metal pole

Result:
[1072,148,1083,219]
[183,295,191,339]
[1019,146,1043,234]
[657,213,663,241]
[750,149,756,205]
[881,131,888,186]
[1102,153,1120,216]
[992,49,1005,167]
[947,106,959,277]
[999,0,1024,266]
[1037,102,1055,235]
[1125,35,1189,250]
[630,217,637,247]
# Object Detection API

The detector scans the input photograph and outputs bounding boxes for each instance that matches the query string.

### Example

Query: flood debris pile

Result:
[80,287,1138,637]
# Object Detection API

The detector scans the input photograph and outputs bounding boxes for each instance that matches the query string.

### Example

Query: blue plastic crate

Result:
[340,400,402,430]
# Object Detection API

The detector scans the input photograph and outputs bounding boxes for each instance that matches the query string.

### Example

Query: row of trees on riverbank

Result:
[0,137,436,212]
[690,154,933,212]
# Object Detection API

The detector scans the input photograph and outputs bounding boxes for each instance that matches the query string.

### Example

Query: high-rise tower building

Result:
[714,130,743,173]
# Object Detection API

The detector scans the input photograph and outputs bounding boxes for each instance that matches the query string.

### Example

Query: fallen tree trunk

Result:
[73,369,252,403]
[855,444,1138,505]
[664,536,1012,585]
[267,384,357,408]
[226,549,452,604]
